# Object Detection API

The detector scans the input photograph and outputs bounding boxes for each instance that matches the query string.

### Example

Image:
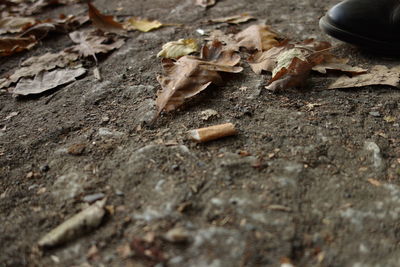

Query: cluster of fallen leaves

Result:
[0,1,177,95]
[2,0,399,115]
[155,21,400,115]
[0,1,126,95]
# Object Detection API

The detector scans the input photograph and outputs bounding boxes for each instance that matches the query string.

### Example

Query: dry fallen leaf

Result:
[207,13,256,24]
[156,41,242,113]
[235,24,280,52]
[13,67,86,95]
[248,46,287,74]
[328,65,400,89]
[0,51,79,89]
[196,0,217,8]
[88,2,124,34]
[68,30,125,61]
[157,39,198,59]
[312,62,367,75]
[0,35,37,56]
[0,16,36,35]
[312,55,367,75]
[262,40,332,91]
[124,17,163,32]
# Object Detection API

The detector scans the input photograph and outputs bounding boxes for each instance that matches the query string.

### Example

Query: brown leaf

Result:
[156,41,242,113]
[0,51,79,89]
[13,67,86,95]
[123,17,163,32]
[0,16,36,35]
[5,0,72,16]
[206,13,256,24]
[235,24,280,52]
[206,30,238,51]
[328,65,400,89]
[262,40,333,91]
[88,2,124,34]
[196,0,217,8]
[68,30,125,61]
[17,15,89,40]
[266,56,312,91]
[0,35,37,56]
[248,45,287,74]
[312,56,367,75]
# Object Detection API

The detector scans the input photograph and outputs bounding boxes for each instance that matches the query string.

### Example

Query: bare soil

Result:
[1,0,400,266]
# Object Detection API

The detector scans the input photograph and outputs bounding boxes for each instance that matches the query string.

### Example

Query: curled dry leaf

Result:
[157,39,198,59]
[88,2,124,34]
[38,199,106,247]
[311,56,367,75]
[68,30,125,61]
[0,51,79,89]
[124,17,163,32]
[235,24,280,52]
[156,41,242,113]
[206,30,238,51]
[0,35,37,56]
[266,56,312,91]
[206,13,256,25]
[8,15,89,42]
[0,16,36,35]
[13,67,86,95]
[264,40,332,91]
[196,0,217,8]
[248,45,287,74]
[328,65,400,89]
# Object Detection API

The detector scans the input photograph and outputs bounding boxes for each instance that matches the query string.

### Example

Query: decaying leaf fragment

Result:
[196,0,217,8]
[38,199,106,248]
[124,17,163,32]
[156,41,242,113]
[88,2,124,33]
[13,67,86,95]
[235,24,280,52]
[207,13,255,24]
[0,51,79,89]
[266,54,312,91]
[68,30,125,61]
[264,40,331,91]
[312,56,367,75]
[157,39,198,59]
[0,35,37,56]
[0,16,36,35]
[328,65,400,89]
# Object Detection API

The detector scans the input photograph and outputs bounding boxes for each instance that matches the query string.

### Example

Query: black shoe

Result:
[319,0,400,54]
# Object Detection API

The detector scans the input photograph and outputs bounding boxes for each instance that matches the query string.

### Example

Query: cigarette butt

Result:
[188,123,237,143]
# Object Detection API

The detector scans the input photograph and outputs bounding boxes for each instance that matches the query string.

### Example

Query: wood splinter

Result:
[188,123,238,143]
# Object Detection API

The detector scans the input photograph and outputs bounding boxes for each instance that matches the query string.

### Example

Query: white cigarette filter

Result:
[188,123,238,143]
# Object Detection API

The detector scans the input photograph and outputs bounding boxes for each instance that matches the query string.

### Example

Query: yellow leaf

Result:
[157,39,198,59]
[124,17,163,32]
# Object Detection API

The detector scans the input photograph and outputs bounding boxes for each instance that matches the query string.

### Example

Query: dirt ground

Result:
[1,0,400,266]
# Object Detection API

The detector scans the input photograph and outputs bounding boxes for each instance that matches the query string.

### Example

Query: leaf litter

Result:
[157,39,199,59]
[156,40,243,113]
[68,30,125,62]
[13,67,86,95]
[1,1,399,117]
